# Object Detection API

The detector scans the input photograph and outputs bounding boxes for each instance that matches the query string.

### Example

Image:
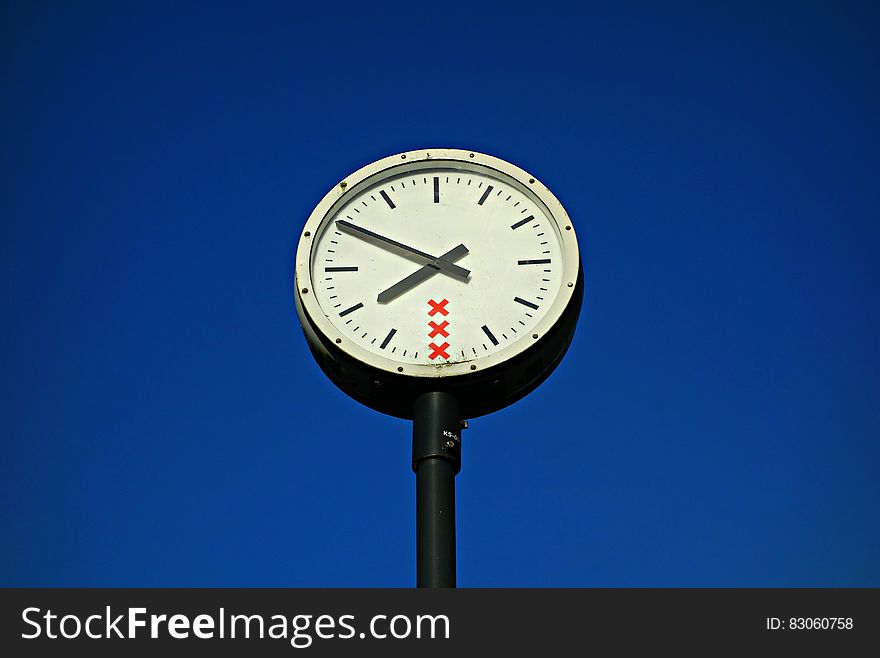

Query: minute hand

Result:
[335,220,470,279]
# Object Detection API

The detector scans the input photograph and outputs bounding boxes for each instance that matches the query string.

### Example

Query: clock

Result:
[294,148,583,419]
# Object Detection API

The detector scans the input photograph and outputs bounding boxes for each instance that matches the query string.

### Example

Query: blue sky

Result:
[1,1,878,586]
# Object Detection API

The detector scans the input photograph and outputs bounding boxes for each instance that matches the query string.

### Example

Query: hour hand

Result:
[378,244,469,304]
[335,219,470,279]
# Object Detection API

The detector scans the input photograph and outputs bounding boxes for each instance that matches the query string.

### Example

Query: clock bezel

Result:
[294,148,580,382]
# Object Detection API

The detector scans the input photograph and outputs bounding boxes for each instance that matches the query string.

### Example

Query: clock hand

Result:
[335,219,470,279]
[377,244,469,304]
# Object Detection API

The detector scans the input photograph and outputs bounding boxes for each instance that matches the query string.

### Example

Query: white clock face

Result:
[298,150,579,377]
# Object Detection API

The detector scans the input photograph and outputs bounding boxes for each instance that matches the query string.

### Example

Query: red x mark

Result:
[428,320,450,338]
[428,342,450,360]
[428,299,449,316]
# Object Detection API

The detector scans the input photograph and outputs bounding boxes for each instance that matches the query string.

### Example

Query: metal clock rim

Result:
[294,147,580,380]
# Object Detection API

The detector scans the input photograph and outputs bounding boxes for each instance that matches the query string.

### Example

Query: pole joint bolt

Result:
[412,392,463,475]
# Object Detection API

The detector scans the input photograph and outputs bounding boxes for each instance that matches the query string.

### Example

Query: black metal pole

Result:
[412,391,463,588]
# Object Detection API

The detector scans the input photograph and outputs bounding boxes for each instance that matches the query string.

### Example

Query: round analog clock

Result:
[294,148,583,419]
